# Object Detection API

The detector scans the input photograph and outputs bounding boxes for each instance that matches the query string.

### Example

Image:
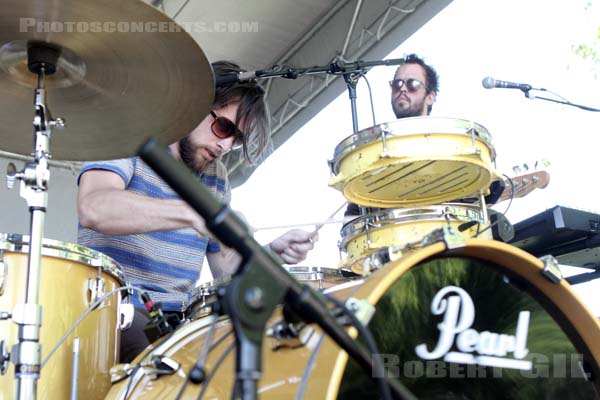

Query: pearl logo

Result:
[415,286,532,370]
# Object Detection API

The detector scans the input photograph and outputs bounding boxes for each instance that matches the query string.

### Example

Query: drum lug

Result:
[0,258,6,296]
[266,320,315,350]
[142,355,180,380]
[110,355,180,384]
[110,363,136,384]
[540,255,563,283]
[119,303,134,331]
[421,226,466,249]
[87,277,106,307]
[345,298,375,326]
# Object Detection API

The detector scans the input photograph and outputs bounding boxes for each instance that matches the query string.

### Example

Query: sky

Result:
[225,0,600,314]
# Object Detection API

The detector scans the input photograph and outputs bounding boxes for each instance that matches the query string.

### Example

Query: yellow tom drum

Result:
[0,233,126,400]
[328,117,500,207]
[105,239,600,399]
[339,203,492,274]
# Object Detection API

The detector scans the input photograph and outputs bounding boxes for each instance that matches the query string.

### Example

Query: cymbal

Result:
[0,0,214,161]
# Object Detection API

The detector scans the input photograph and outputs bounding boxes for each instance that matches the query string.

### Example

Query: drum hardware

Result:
[0,256,6,296]
[110,354,180,385]
[141,292,175,344]
[379,125,393,157]
[139,138,415,400]
[87,276,106,307]
[540,255,563,284]
[344,298,375,325]
[266,320,315,350]
[143,355,180,380]
[0,41,67,399]
[70,337,80,400]
[109,363,137,384]
[119,303,135,331]
[0,341,8,375]
[421,226,467,249]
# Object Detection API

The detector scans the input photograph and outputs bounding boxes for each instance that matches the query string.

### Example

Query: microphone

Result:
[482,76,533,91]
[214,70,264,87]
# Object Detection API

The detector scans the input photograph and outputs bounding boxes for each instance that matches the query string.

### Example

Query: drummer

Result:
[76,61,317,362]
[345,53,439,216]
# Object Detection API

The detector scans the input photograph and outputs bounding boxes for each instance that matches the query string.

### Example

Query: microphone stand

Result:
[138,138,415,400]
[523,89,600,112]
[216,58,407,133]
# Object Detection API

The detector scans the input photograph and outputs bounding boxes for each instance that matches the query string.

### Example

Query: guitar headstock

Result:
[498,161,550,202]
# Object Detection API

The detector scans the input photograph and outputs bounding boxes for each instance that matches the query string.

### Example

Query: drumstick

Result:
[253,202,350,240]
[253,217,352,231]
[310,201,349,239]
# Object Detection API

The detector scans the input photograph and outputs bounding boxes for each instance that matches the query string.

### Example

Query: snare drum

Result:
[0,233,126,400]
[340,203,492,274]
[105,239,600,399]
[328,117,500,207]
[188,267,357,318]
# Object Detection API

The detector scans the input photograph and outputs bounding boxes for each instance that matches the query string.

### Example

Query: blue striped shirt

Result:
[77,157,230,312]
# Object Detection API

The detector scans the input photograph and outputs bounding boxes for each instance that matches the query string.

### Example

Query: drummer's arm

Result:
[206,246,242,279]
[206,229,316,279]
[78,169,212,236]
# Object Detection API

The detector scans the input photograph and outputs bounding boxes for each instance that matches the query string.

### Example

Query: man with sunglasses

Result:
[390,53,438,119]
[77,61,316,362]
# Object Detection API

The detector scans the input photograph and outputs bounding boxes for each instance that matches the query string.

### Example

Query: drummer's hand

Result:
[269,229,317,264]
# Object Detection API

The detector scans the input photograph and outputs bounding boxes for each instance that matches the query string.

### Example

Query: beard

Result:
[179,136,208,173]
[391,95,427,119]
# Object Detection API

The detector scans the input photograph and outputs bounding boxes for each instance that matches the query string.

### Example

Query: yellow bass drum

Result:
[105,240,600,399]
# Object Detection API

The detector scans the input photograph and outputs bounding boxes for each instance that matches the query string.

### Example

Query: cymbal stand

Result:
[3,42,65,400]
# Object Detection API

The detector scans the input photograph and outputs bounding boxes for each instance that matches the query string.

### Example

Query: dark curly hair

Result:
[211,61,270,164]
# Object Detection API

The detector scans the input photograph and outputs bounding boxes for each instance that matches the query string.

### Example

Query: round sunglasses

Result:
[210,111,244,148]
[388,78,425,93]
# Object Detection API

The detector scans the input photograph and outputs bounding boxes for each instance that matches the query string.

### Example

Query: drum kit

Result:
[1,1,600,400]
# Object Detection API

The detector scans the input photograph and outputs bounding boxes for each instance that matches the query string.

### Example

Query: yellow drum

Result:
[105,239,600,399]
[328,117,500,207]
[339,203,492,274]
[0,233,126,400]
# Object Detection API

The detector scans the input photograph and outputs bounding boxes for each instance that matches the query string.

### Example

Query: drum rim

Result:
[0,232,125,283]
[339,203,485,245]
[328,116,495,175]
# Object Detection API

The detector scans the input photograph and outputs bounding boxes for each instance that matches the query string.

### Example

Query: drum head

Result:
[328,117,499,208]
[337,243,600,399]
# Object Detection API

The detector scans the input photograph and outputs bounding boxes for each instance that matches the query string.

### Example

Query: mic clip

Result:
[266,319,315,350]
[142,293,175,343]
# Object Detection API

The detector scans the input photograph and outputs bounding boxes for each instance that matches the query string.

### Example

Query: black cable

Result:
[196,341,236,400]
[172,0,191,19]
[174,323,233,400]
[324,294,393,400]
[360,73,378,126]
[474,174,515,238]
[123,363,142,399]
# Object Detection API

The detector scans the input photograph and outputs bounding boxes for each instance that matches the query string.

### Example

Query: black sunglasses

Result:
[210,111,244,148]
[389,78,425,93]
